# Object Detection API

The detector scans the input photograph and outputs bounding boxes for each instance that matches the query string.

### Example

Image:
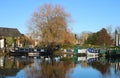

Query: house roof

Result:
[0,27,22,37]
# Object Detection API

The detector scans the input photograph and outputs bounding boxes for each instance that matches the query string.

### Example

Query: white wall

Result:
[0,39,4,48]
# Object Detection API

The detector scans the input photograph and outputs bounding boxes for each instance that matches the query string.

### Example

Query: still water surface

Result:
[0,55,120,78]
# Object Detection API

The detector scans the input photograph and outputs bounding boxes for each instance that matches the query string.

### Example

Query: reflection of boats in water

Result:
[78,57,86,62]
[76,56,99,63]
[0,55,53,78]
[1,54,120,78]
[87,56,99,63]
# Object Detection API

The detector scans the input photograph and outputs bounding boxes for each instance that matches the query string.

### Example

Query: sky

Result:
[0,0,120,34]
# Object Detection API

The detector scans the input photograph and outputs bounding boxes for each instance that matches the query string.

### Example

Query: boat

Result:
[87,48,99,56]
[106,49,120,58]
[9,47,52,56]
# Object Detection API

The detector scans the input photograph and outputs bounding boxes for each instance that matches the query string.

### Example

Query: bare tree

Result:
[116,26,120,33]
[76,32,90,45]
[27,4,75,45]
[106,25,112,36]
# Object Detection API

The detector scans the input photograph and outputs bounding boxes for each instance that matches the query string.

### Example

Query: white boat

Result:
[78,49,87,54]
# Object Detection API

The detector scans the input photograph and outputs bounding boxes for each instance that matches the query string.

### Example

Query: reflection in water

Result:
[0,56,4,68]
[16,70,27,78]
[24,56,74,78]
[24,59,41,78]
[0,56,37,78]
[0,55,120,78]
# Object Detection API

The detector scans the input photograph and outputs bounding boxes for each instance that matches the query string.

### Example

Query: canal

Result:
[0,54,120,78]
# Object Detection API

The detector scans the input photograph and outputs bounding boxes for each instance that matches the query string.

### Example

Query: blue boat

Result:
[87,48,99,56]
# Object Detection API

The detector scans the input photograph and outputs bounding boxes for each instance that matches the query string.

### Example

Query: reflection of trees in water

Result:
[41,62,74,78]
[24,57,74,78]
[89,61,110,75]
[24,60,41,78]
[0,56,34,69]
[0,56,34,77]
[80,61,88,67]
[10,57,34,69]
[113,58,120,77]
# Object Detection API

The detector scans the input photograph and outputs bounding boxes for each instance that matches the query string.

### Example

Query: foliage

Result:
[76,32,89,45]
[19,36,35,47]
[27,4,76,45]
[6,37,14,47]
[96,28,113,46]
[62,44,75,49]
[60,57,73,63]
[85,28,113,46]
[85,33,98,45]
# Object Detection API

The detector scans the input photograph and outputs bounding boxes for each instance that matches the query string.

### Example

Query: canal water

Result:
[0,54,120,78]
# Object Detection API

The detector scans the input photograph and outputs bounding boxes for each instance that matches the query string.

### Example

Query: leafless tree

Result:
[116,26,120,33]
[27,4,76,45]
[106,25,112,36]
[76,32,90,45]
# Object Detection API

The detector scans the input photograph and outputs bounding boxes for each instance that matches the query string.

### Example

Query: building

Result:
[0,27,22,49]
[115,33,120,46]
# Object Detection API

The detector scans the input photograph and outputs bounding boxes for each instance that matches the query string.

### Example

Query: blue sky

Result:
[0,0,120,34]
